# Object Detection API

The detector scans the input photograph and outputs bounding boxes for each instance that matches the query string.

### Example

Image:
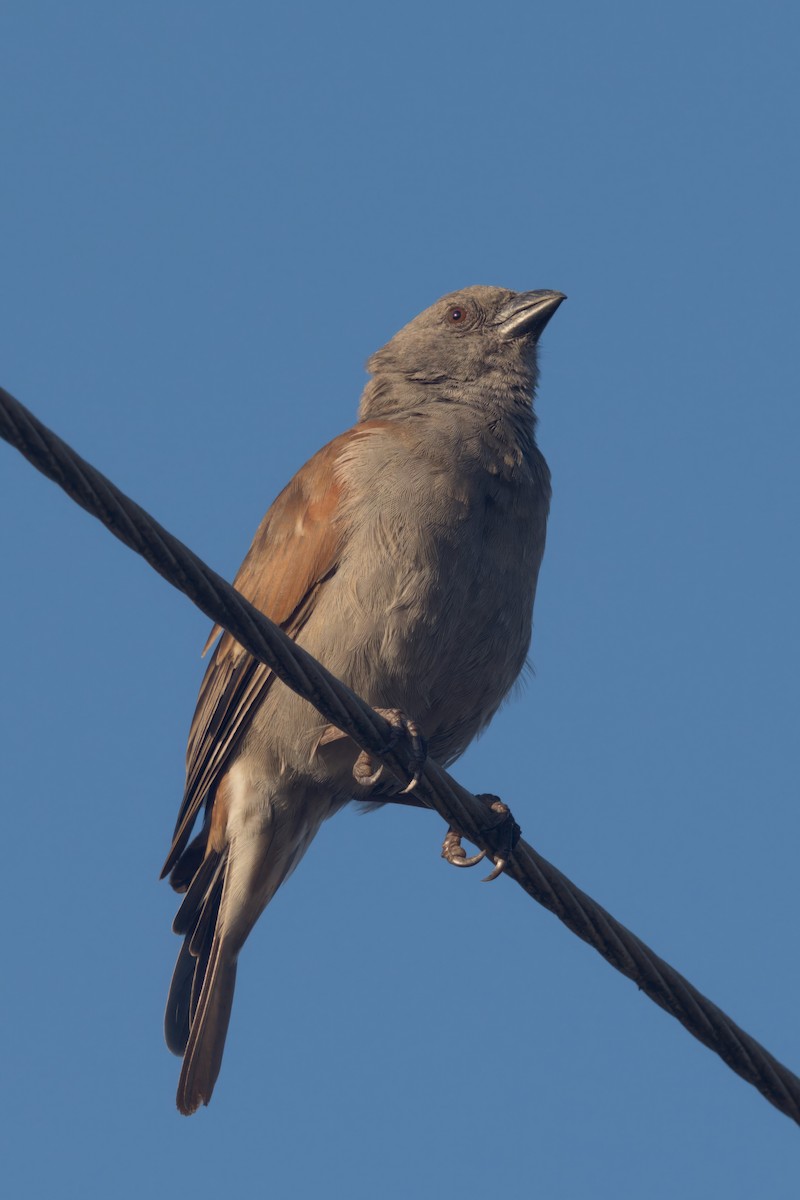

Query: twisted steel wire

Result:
[2,383,798,1126]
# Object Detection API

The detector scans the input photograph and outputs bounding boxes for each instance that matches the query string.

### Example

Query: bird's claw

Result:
[352,709,426,794]
[481,857,507,883]
[441,796,520,883]
[441,827,487,869]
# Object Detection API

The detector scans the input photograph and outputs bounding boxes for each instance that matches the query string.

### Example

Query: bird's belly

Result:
[323,505,540,764]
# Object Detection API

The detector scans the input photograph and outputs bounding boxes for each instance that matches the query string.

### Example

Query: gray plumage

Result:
[163,284,564,1113]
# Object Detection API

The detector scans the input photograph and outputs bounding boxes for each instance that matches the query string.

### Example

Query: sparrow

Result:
[162,284,565,1114]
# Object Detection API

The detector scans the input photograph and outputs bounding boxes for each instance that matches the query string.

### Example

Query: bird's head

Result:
[360,285,565,420]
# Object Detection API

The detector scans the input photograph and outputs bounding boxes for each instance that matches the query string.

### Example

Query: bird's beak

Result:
[498,290,566,340]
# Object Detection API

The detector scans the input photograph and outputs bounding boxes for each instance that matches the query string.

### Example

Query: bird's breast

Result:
[319,447,549,764]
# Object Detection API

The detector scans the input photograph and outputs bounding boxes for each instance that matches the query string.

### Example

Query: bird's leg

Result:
[351,709,427,794]
[441,795,521,883]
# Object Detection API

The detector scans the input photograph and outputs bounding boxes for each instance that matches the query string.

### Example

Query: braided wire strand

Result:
[2,383,798,1126]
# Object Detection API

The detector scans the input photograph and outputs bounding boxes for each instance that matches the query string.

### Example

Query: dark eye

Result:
[448,306,465,323]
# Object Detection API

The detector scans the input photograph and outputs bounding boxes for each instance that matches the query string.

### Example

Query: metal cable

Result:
[2,382,798,1126]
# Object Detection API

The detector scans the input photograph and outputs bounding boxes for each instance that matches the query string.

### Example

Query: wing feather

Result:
[160,426,373,880]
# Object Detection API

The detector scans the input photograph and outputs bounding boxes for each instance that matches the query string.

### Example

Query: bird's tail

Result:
[165,845,238,1115]
[164,790,330,1115]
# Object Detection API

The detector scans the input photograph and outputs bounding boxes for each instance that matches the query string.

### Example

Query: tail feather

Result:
[177,941,238,1115]
[189,899,218,1025]
[164,940,196,1055]
[164,845,234,1115]
[167,828,207,892]
[173,849,220,935]
[189,863,225,957]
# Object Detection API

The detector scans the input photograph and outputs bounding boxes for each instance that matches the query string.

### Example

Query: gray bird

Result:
[162,284,565,1114]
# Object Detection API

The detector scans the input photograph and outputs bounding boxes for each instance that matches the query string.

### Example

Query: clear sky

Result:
[2,2,798,1196]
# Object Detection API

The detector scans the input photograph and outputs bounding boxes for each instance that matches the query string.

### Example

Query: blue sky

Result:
[2,2,798,1195]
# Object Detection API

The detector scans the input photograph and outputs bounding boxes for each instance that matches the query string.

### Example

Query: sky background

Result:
[1,2,798,1196]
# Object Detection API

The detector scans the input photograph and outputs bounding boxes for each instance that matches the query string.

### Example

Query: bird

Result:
[162,284,565,1114]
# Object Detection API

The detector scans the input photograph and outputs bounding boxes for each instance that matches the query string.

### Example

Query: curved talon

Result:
[353,752,384,788]
[352,708,426,794]
[442,828,487,870]
[398,717,425,792]
[482,858,506,883]
[449,848,487,869]
[441,797,516,881]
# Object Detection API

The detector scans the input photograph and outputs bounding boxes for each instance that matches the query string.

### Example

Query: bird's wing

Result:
[161,425,376,880]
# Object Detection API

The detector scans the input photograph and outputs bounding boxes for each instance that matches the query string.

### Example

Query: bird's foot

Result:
[442,827,487,869]
[441,795,521,883]
[352,709,427,794]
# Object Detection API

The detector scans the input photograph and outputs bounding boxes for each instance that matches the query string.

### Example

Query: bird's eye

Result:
[448,306,465,323]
